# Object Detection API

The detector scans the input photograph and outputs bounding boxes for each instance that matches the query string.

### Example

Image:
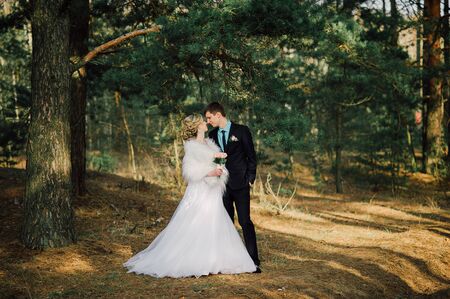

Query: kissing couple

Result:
[123,102,261,278]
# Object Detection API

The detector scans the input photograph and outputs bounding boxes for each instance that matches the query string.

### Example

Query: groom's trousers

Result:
[223,187,260,266]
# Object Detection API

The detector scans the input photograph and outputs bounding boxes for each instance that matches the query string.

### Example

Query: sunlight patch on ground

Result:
[408,172,437,184]
[255,213,450,294]
[115,244,133,257]
[349,246,450,294]
[296,190,346,201]
[389,229,450,280]
[54,253,94,274]
[276,252,380,287]
[252,203,328,224]
[326,260,377,284]
[256,213,397,246]
[350,203,431,222]
[281,209,330,223]
[22,250,95,274]
[324,211,377,223]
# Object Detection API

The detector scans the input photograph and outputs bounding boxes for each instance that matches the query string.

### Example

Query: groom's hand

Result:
[247,174,256,187]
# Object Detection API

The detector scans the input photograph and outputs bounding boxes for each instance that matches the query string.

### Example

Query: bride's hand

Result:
[214,152,227,159]
[207,168,223,177]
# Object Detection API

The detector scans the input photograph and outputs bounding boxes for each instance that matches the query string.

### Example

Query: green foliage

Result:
[87,151,117,172]
[83,0,430,184]
[2,0,444,185]
[0,18,31,164]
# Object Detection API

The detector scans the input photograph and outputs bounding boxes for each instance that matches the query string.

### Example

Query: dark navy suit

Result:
[209,122,260,266]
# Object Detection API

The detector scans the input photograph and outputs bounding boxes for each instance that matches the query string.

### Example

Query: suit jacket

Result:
[208,122,257,190]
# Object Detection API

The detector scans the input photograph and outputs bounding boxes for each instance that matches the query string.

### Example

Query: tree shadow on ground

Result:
[309,211,408,233]
[254,227,450,298]
[1,168,449,298]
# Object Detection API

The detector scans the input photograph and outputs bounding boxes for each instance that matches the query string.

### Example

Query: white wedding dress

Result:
[123,138,256,278]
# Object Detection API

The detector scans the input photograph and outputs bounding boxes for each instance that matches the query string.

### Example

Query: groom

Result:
[204,102,261,272]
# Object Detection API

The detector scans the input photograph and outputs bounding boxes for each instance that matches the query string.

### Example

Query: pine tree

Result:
[70,0,89,196]
[423,0,444,175]
[22,0,75,249]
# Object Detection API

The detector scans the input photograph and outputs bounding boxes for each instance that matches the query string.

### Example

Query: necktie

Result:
[221,130,227,151]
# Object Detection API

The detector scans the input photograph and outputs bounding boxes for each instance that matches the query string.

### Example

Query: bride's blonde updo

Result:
[181,113,203,140]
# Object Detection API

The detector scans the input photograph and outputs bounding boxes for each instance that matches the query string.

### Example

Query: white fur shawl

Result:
[182,138,228,191]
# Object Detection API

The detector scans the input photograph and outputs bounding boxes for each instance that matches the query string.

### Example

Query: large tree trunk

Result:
[423,0,444,175]
[416,0,422,68]
[70,0,89,196]
[335,105,343,193]
[416,1,424,169]
[420,0,428,172]
[22,0,75,249]
[443,0,450,162]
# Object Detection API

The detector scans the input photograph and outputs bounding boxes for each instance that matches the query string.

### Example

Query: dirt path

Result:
[0,168,449,298]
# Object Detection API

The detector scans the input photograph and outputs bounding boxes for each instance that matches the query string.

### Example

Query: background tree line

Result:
[0,0,448,249]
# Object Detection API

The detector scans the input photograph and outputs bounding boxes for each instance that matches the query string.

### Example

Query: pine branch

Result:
[71,25,161,74]
[339,96,373,107]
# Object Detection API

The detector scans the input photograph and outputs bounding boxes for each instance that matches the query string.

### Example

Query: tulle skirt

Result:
[123,181,256,278]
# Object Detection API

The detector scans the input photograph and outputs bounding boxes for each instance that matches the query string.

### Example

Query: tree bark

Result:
[22,0,75,249]
[335,105,343,193]
[416,0,422,68]
[417,1,424,169]
[443,0,450,162]
[69,0,89,196]
[423,0,444,175]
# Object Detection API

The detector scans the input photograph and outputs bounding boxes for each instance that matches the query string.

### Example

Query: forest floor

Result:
[0,163,449,299]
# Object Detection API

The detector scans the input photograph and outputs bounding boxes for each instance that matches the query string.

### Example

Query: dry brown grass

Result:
[0,164,449,299]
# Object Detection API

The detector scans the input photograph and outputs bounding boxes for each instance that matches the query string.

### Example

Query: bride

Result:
[123,113,257,278]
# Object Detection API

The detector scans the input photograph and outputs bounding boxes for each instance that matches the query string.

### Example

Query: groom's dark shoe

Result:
[253,266,262,274]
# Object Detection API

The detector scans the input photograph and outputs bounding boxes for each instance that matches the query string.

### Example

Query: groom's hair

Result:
[204,102,226,117]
